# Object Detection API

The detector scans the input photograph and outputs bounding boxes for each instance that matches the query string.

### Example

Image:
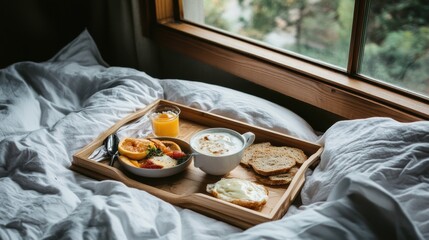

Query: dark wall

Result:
[0,0,138,68]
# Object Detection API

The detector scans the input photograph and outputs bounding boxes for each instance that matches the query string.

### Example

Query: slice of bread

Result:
[206,178,268,210]
[255,166,299,185]
[249,154,296,176]
[241,142,271,167]
[284,147,308,165]
[248,145,307,176]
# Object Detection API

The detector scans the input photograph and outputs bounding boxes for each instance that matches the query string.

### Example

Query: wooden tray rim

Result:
[72,99,323,228]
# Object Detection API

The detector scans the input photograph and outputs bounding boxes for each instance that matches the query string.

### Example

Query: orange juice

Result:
[150,105,180,137]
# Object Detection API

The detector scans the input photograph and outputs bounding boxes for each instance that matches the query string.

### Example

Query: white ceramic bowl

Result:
[118,137,192,178]
[190,128,255,175]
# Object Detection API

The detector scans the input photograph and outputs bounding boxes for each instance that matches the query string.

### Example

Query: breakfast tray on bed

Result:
[72,99,323,229]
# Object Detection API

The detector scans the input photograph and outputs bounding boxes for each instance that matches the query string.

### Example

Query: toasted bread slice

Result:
[255,166,299,185]
[240,142,271,168]
[206,178,268,210]
[284,147,308,165]
[248,145,307,176]
[249,154,296,176]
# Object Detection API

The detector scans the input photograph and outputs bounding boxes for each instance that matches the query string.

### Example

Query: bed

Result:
[1,30,428,240]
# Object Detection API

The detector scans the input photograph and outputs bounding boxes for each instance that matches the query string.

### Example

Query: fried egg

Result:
[207,178,268,209]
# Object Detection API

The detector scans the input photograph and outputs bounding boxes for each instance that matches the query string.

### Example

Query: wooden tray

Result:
[72,99,323,229]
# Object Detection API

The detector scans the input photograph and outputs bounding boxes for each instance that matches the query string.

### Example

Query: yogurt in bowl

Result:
[190,128,255,175]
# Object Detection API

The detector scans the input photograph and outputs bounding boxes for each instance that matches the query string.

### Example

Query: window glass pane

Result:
[183,0,354,69]
[360,1,429,97]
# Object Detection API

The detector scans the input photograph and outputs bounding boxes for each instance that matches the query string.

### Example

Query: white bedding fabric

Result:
[1,30,428,240]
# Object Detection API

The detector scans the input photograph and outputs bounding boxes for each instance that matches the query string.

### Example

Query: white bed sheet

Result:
[1,30,428,240]
[233,118,429,240]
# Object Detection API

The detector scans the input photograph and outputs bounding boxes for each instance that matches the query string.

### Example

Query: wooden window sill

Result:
[152,21,428,122]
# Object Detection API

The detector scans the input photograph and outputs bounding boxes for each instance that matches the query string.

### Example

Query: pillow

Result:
[160,79,318,142]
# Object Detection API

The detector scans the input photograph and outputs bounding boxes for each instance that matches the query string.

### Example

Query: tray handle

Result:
[289,147,323,202]
[289,175,305,201]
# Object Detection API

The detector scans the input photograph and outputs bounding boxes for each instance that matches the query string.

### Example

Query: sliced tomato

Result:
[140,159,163,169]
[167,150,186,159]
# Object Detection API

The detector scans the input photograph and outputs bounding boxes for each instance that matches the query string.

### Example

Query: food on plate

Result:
[147,155,177,168]
[240,142,271,167]
[118,138,155,160]
[255,166,299,186]
[148,138,182,156]
[118,155,140,167]
[192,132,243,156]
[119,154,178,169]
[118,137,188,169]
[206,178,268,210]
[158,140,181,151]
[242,143,308,185]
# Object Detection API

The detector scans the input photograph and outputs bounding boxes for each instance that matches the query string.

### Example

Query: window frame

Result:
[142,0,429,121]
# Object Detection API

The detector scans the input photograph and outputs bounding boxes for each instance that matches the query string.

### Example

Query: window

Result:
[360,1,429,97]
[145,1,429,121]
[183,0,428,99]
[184,0,354,69]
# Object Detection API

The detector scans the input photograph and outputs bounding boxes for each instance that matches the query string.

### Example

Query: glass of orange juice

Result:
[150,104,181,137]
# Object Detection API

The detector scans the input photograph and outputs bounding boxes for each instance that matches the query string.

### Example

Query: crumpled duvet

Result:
[233,118,429,240]
[1,30,428,240]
